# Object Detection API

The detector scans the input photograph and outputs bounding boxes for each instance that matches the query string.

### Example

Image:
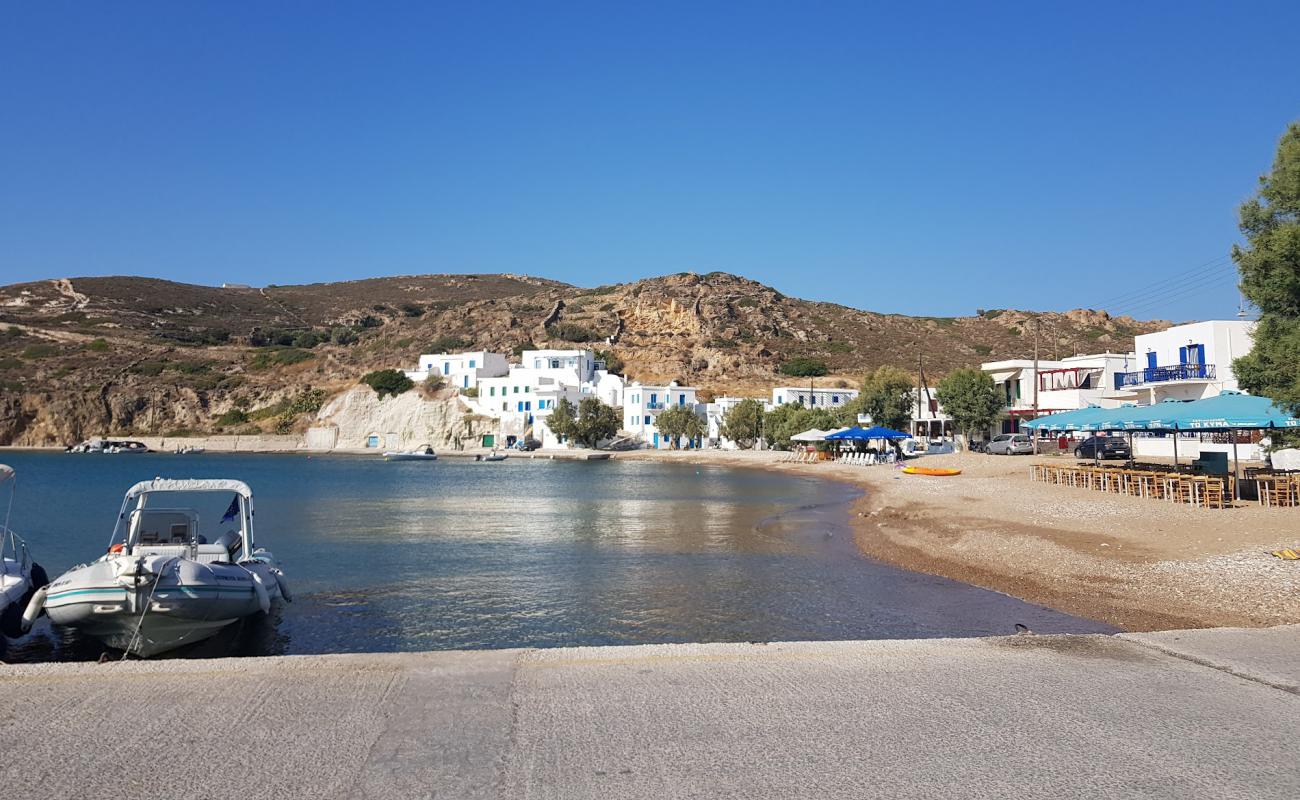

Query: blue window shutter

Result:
[1179,346,1188,364]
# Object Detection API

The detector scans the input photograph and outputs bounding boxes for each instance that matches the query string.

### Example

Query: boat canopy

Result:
[0,464,13,486]
[124,478,253,500]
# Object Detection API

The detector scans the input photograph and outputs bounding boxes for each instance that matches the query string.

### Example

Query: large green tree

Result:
[762,403,840,450]
[934,368,1001,443]
[655,404,706,448]
[572,397,620,448]
[546,397,577,443]
[720,398,765,448]
[1233,121,1300,417]
[843,366,914,431]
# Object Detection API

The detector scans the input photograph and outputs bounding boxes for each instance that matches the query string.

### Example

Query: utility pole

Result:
[916,353,924,438]
[1032,318,1040,419]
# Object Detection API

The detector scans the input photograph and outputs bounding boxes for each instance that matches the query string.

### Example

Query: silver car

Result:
[986,433,1034,455]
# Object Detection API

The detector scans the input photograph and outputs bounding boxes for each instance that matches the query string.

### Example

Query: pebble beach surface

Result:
[620,448,1300,631]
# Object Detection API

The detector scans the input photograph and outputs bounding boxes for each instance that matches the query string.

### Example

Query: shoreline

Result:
[6,444,1295,632]
[617,448,1300,632]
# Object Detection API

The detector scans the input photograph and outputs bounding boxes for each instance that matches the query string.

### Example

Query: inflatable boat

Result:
[34,477,290,657]
[1,464,48,639]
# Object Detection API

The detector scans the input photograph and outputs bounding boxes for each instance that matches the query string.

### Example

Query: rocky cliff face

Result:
[0,271,1167,445]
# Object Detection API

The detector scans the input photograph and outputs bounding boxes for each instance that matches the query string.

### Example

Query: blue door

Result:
[653,433,660,448]
[1146,352,1157,369]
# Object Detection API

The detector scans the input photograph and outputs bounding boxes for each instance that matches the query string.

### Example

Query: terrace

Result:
[1115,363,1216,389]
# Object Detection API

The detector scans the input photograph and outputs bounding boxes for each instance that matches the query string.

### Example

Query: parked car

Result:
[1074,435,1130,460]
[986,433,1034,455]
[513,438,542,451]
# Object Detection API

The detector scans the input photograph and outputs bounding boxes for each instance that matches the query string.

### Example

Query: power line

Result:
[1091,255,1234,311]
[1109,270,1241,319]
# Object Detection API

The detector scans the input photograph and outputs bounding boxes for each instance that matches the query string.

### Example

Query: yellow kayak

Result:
[902,466,962,476]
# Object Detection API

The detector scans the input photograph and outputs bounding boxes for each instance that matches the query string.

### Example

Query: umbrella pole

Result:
[1231,429,1240,501]
[1172,432,1178,470]
[1127,431,1134,467]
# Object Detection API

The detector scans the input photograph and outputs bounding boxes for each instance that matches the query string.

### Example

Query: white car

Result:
[986,433,1034,455]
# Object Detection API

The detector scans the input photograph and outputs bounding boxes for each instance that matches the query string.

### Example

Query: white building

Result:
[405,351,508,390]
[1108,320,1256,404]
[981,353,1134,434]
[770,386,859,410]
[706,396,765,449]
[910,387,954,439]
[625,382,702,449]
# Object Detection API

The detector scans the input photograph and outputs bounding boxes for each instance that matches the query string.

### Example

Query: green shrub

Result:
[463,386,478,397]
[428,335,470,353]
[361,369,414,399]
[130,361,165,376]
[546,322,596,343]
[401,303,425,317]
[21,344,59,359]
[86,338,110,352]
[216,409,250,426]
[823,341,853,354]
[972,344,993,356]
[779,357,829,377]
[249,347,314,370]
[736,298,758,308]
[330,326,359,345]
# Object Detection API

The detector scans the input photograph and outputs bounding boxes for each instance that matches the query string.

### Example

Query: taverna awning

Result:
[825,426,910,441]
[1022,392,1300,433]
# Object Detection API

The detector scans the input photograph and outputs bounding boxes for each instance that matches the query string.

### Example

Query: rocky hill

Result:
[0,271,1166,445]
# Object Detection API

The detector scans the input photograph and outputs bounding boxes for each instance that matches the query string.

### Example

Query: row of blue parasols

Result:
[1020,391,1299,433]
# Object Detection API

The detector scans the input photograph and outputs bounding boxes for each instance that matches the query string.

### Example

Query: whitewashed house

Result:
[770,386,859,409]
[981,353,1134,435]
[405,351,508,390]
[706,396,766,449]
[1107,320,1256,404]
[625,382,702,449]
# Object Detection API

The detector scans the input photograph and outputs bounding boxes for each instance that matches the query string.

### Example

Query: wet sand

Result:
[619,449,1300,631]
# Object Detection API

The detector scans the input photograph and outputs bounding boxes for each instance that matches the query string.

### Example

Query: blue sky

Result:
[2,2,1297,321]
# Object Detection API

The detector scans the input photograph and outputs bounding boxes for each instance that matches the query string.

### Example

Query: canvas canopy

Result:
[790,429,829,442]
[825,426,910,441]
[1022,392,1300,433]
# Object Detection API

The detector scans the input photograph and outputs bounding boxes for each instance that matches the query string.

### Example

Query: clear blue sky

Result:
[2,2,1297,321]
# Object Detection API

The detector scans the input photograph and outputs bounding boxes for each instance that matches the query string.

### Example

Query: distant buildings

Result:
[770,386,859,409]
[405,351,509,389]
[624,382,701,449]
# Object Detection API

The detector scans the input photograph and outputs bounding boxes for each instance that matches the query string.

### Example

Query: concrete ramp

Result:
[2,630,1297,799]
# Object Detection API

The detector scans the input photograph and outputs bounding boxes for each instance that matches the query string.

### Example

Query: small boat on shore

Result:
[476,452,508,462]
[34,477,290,657]
[67,439,150,454]
[173,445,205,455]
[901,466,962,477]
[384,446,438,461]
[1,465,48,639]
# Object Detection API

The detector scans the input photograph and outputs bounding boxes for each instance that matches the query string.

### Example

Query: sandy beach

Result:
[619,448,1300,631]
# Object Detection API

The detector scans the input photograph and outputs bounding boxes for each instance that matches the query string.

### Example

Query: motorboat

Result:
[383,445,438,461]
[67,439,150,454]
[476,452,508,462]
[173,445,205,455]
[33,477,290,657]
[1,464,47,639]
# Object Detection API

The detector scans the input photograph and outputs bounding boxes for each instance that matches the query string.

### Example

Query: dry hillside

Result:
[0,271,1166,445]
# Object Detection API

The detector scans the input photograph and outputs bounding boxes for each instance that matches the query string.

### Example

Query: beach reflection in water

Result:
[0,453,1116,662]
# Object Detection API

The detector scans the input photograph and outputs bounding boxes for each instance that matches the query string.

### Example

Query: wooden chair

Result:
[1201,478,1226,509]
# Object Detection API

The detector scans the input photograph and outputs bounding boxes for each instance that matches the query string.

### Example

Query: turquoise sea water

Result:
[0,452,1115,661]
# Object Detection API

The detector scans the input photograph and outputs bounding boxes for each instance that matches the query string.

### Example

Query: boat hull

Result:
[45,555,285,657]
[383,452,438,461]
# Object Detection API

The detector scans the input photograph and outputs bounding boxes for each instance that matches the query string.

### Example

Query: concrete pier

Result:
[2,627,1298,799]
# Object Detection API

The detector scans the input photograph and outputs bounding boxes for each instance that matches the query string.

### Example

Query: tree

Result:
[762,403,840,450]
[843,365,914,431]
[594,349,625,374]
[547,397,578,443]
[360,369,414,399]
[935,368,1001,442]
[1233,121,1300,419]
[720,398,765,448]
[779,357,829,377]
[656,404,706,449]
[572,397,620,448]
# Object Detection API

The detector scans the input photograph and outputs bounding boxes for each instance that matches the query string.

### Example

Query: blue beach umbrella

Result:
[1162,391,1300,430]
[825,426,909,440]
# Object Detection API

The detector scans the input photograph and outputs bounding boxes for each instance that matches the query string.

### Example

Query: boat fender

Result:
[272,570,292,603]
[109,543,125,554]
[20,586,47,633]
[249,572,271,614]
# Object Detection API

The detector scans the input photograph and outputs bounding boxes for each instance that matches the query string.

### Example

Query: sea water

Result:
[0,452,1115,661]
